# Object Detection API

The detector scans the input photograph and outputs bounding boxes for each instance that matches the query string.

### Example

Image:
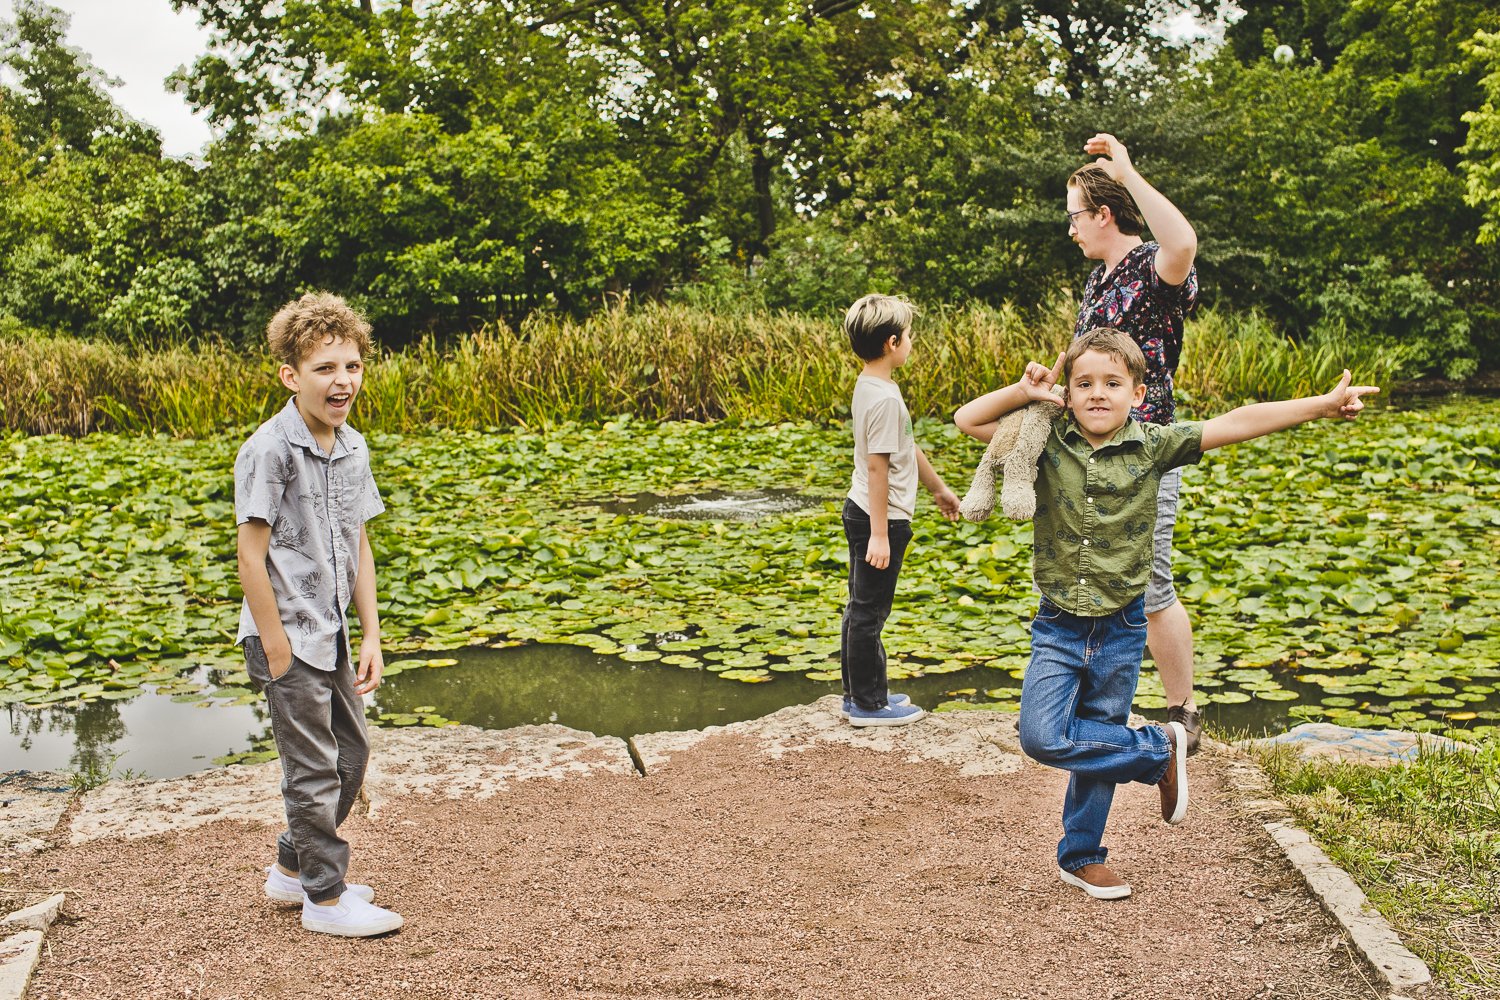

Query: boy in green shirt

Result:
[955,328,1377,900]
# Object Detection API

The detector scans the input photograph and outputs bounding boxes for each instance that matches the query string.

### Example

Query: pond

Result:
[5,639,1498,780]
[1,395,1496,779]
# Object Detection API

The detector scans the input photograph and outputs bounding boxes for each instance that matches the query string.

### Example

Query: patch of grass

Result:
[1249,736,1500,998]
[0,301,1405,435]
[67,752,146,792]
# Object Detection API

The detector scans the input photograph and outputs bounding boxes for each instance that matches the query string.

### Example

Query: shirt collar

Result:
[1058,413,1146,452]
[275,396,358,460]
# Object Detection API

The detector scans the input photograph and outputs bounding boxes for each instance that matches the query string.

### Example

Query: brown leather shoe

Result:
[1059,863,1131,900]
[1167,703,1202,756]
[1159,721,1189,824]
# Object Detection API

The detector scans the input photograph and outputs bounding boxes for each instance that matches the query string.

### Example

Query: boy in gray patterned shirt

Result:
[235,292,403,937]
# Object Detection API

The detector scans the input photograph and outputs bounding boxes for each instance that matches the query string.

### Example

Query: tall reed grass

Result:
[0,303,1405,437]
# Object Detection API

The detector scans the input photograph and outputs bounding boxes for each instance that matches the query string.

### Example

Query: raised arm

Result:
[1085,133,1197,286]
[1200,371,1379,452]
[954,353,1064,442]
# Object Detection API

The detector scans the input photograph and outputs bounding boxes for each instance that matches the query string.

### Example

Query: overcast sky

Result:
[5,0,214,157]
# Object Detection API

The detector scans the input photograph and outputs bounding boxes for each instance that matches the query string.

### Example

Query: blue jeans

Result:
[840,498,912,711]
[1018,595,1171,872]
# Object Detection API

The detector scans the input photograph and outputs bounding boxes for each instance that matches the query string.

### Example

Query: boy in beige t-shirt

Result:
[839,294,960,727]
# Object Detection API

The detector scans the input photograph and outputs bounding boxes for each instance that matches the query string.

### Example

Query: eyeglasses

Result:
[1064,207,1094,227]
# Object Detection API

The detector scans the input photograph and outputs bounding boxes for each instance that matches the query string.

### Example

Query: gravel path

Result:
[12,724,1387,1000]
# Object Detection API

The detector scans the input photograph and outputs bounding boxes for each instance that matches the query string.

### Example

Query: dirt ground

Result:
[13,732,1390,1000]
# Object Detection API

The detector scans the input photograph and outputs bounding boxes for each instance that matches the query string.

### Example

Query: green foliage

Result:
[0,0,155,156]
[0,0,1493,375]
[1313,257,1476,378]
[1,398,1494,744]
[267,112,683,330]
[0,304,1406,435]
[1252,736,1500,997]
[0,136,209,337]
[1460,30,1500,245]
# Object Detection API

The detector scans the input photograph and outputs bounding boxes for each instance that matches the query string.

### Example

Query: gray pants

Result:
[1144,467,1184,614]
[243,636,369,903]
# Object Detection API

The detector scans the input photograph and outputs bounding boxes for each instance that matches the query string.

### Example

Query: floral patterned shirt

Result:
[1073,242,1198,426]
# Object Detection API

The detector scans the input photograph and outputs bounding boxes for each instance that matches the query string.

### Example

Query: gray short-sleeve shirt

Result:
[235,397,385,670]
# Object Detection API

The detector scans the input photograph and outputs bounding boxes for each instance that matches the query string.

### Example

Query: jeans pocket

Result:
[1035,599,1064,622]
[244,637,292,690]
[267,655,294,683]
[1121,606,1149,629]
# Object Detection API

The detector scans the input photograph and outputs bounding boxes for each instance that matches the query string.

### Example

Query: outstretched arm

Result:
[1200,371,1379,452]
[1085,133,1197,286]
[954,353,1064,442]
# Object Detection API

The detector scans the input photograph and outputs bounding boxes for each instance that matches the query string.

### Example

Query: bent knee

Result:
[1018,724,1071,763]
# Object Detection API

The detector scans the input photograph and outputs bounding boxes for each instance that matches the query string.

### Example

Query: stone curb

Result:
[0,894,64,1000]
[1220,746,1434,997]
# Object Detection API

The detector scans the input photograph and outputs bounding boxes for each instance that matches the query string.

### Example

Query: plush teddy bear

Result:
[958,390,1065,522]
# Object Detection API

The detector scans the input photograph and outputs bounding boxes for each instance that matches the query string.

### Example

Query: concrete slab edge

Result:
[0,930,44,1000]
[0,893,64,1000]
[1220,748,1433,997]
[0,895,64,933]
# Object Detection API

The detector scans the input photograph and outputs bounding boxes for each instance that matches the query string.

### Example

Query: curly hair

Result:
[266,292,373,369]
[1067,164,1145,236]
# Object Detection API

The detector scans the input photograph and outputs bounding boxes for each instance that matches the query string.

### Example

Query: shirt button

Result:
[1082,539,1091,546]
[1079,578,1086,585]
[1086,496,1094,504]
[1088,457,1096,464]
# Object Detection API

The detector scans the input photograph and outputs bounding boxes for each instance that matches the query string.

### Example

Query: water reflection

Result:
[4,644,1495,780]
[596,489,827,522]
[1,693,270,780]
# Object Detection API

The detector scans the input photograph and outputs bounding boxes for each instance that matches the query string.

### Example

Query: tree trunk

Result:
[751,143,775,254]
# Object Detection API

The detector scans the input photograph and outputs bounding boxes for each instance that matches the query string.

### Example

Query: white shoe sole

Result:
[1059,867,1131,900]
[301,909,404,937]
[848,707,926,728]
[1163,720,1189,825]
[838,696,911,720]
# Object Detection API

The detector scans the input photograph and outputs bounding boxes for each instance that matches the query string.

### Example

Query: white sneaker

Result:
[301,891,404,937]
[265,865,374,904]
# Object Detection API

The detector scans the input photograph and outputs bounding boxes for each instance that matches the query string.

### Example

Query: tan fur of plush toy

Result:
[959,390,1065,522]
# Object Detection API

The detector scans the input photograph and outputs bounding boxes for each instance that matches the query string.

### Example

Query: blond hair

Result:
[1065,327,1146,385]
[267,292,373,368]
[843,293,916,361]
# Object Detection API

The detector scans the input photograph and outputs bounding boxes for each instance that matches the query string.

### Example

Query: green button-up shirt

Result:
[1033,415,1204,615]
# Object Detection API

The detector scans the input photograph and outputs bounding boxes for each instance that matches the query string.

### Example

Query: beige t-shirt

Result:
[847,374,917,520]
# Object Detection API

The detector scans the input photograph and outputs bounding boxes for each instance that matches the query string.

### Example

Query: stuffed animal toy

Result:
[959,390,1065,522]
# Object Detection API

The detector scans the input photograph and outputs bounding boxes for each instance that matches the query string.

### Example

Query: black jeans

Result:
[840,498,913,711]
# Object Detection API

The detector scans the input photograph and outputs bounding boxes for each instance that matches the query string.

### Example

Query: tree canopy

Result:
[0,0,1494,375]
